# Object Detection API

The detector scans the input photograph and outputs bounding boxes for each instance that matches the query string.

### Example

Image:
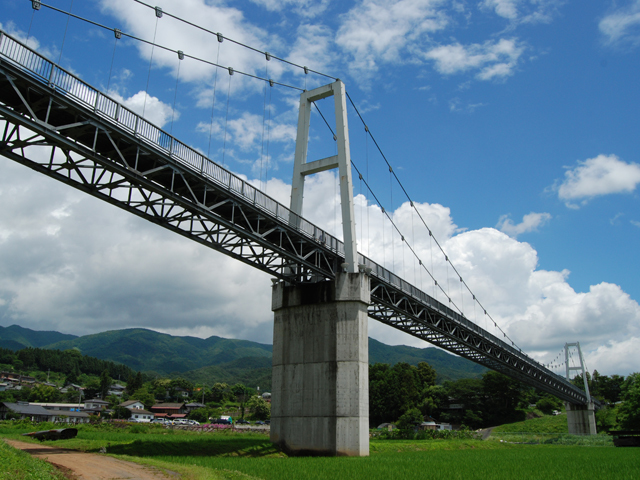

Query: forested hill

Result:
[0,325,77,350]
[0,345,136,383]
[368,338,486,382]
[44,328,273,374]
[1,325,485,382]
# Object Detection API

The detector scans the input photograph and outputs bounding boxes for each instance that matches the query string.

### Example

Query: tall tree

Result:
[389,362,422,419]
[99,370,112,400]
[416,362,437,388]
[126,372,144,395]
[131,386,156,409]
[369,363,393,426]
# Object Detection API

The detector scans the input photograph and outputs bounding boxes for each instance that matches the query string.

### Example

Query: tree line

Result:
[369,362,640,431]
[2,345,637,430]
[0,346,137,385]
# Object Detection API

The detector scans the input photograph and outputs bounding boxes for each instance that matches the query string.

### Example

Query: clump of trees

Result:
[613,373,640,430]
[370,363,530,429]
[370,362,438,426]
[571,370,625,404]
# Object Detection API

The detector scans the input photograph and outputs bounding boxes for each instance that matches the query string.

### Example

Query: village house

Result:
[150,402,186,421]
[184,402,205,414]
[0,372,36,385]
[30,402,84,412]
[108,383,126,397]
[0,402,57,422]
[419,415,452,431]
[84,398,109,415]
[120,399,155,422]
[30,402,90,424]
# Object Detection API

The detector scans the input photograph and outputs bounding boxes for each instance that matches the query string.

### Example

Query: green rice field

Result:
[1,421,638,480]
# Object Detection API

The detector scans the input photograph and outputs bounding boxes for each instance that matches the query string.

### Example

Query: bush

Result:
[396,408,423,430]
[372,427,480,441]
[129,424,149,434]
[536,395,563,415]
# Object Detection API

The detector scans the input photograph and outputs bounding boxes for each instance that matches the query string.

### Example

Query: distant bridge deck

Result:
[0,30,594,406]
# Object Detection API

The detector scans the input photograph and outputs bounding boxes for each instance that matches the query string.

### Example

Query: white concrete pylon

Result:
[565,342,591,404]
[290,80,358,274]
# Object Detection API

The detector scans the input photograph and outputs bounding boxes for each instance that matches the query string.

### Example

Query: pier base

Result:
[270,272,369,456]
[565,402,597,435]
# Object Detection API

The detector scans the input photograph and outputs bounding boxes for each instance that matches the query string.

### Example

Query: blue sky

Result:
[1,0,639,376]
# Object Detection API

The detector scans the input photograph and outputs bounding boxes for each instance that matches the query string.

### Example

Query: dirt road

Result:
[5,439,178,480]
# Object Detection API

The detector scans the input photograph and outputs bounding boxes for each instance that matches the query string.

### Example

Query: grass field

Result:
[1,421,638,480]
[489,413,614,446]
[492,413,570,433]
[0,438,66,480]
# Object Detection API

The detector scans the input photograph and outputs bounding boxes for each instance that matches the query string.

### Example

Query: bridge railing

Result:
[0,30,584,400]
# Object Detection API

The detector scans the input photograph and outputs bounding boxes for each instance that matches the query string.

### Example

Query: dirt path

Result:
[478,427,494,440]
[5,439,179,480]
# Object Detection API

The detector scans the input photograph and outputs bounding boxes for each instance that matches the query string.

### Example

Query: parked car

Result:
[187,420,200,425]
[236,419,249,424]
[211,418,232,425]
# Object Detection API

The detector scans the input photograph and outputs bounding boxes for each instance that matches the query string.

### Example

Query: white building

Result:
[120,399,154,423]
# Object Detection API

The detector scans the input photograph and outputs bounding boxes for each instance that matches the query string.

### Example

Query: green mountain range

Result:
[0,324,486,389]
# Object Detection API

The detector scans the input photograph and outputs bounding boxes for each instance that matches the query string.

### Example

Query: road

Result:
[5,439,177,480]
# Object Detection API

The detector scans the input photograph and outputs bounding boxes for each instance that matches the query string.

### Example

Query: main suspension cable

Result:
[131,0,336,81]
[30,1,306,92]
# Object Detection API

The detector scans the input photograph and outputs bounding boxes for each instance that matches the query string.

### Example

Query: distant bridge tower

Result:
[564,342,597,435]
[270,80,370,456]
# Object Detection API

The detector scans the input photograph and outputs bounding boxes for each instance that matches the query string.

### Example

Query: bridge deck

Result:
[0,30,592,405]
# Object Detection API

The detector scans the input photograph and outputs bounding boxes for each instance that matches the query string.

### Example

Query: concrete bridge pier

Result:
[270,272,370,456]
[565,402,597,435]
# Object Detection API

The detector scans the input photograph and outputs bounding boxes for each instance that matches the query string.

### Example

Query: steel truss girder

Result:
[0,68,339,283]
[368,279,590,404]
[0,32,594,406]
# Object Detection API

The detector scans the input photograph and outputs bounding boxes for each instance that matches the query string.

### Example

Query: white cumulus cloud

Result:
[1,128,639,376]
[481,0,562,25]
[248,0,331,18]
[336,0,449,77]
[556,154,640,207]
[423,38,525,80]
[482,0,520,20]
[108,90,177,129]
[497,212,552,238]
[99,0,285,90]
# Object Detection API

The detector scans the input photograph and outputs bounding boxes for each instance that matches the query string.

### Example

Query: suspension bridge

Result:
[0,2,597,456]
